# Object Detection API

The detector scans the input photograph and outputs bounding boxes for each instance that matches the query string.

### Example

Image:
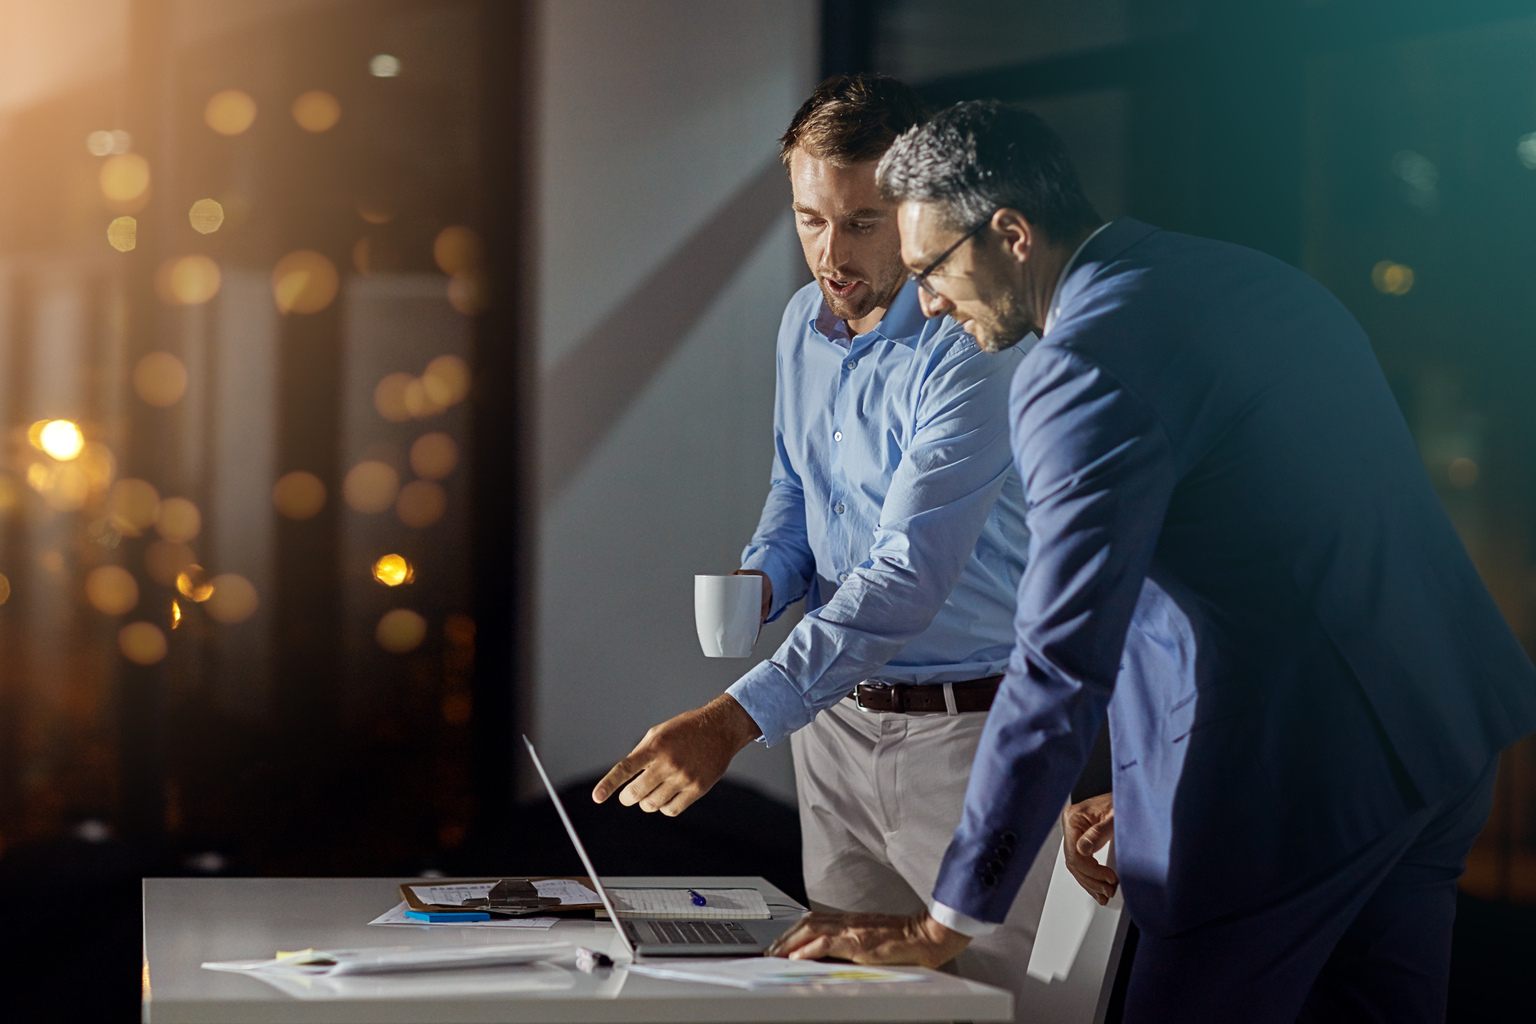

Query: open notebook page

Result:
[604,887,770,920]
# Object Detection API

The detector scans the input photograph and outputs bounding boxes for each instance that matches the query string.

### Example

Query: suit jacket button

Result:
[988,858,1006,875]
[980,872,997,887]
[1001,831,1017,843]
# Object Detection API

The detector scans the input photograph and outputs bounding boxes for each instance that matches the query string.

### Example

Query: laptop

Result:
[522,735,788,957]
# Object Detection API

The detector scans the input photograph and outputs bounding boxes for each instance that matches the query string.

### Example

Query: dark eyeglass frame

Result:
[910,217,992,299]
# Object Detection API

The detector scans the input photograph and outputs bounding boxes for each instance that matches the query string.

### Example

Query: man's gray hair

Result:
[876,99,1100,242]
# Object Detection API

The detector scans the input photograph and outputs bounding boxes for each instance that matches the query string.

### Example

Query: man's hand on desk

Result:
[766,911,970,969]
[1062,792,1118,905]
[590,694,762,815]
[732,568,773,622]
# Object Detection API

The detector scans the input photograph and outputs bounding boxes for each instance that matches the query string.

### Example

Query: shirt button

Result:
[845,359,858,370]
[833,503,845,515]
[838,572,850,583]
[833,431,843,442]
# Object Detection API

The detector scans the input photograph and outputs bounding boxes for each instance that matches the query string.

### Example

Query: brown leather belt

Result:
[853,675,1004,714]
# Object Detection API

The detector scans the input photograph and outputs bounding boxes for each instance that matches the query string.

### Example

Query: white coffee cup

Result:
[695,574,763,658]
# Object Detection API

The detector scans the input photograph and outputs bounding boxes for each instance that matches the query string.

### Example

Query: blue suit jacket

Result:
[932,219,1536,937]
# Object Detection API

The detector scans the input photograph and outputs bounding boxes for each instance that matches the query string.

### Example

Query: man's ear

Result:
[991,208,1033,264]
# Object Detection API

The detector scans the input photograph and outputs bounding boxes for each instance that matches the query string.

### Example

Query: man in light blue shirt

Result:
[593,76,1058,1013]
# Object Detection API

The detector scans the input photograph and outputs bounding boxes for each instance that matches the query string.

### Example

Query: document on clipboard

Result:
[399,877,603,917]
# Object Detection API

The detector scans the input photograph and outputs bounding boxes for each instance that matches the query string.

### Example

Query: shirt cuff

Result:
[725,660,811,747]
[738,548,803,623]
[928,900,999,938]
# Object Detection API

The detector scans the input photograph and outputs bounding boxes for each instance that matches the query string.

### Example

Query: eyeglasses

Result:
[910,218,991,299]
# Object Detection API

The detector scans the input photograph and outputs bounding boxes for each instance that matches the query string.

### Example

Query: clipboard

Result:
[398,877,604,917]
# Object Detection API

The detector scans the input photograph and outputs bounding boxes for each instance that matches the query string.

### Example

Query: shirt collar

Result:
[1042,221,1112,337]
[809,278,926,350]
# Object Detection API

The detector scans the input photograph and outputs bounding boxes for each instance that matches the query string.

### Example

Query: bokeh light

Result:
[1519,132,1536,170]
[34,462,90,512]
[86,130,131,156]
[206,573,259,624]
[108,478,161,536]
[446,275,489,315]
[442,693,472,725]
[85,565,139,616]
[156,255,222,306]
[1371,260,1414,296]
[423,355,471,407]
[404,378,442,418]
[133,352,189,407]
[39,420,84,460]
[292,90,341,132]
[205,90,257,135]
[0,574,11,605]
[176,564,214,603]
[189,199,225,234]
[1449,456,1480,488]
[100,153,150,208]
[171,600,181,629]
[119,622,168,665]
[156,497,201,543]
[344,461,400,514]
[271,250,339,314]
[370,54,401,77]
[107,216,136,252]
[410,432,458,480]
[376,608,427,653]
[433,226,482,276]
[272,470,327,520]
[352,237,372,275]
[396,480,447,528]
[79,442,116,494]
[445,613,475,647]
[356,199,394,225]
[372,554,414,586]
[144,540,195,586]
[374,372,414,422]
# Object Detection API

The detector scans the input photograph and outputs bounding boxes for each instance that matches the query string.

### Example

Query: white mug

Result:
[695,574,763,658]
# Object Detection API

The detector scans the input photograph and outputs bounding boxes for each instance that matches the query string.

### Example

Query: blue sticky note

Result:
[405,910,491,923]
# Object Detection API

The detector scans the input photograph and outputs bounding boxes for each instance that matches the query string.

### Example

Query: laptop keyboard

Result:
[624,919,757,945]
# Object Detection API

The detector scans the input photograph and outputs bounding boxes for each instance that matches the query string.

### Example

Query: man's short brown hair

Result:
[779,73,926,168]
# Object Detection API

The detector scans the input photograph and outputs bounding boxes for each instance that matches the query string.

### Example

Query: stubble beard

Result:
[818,262,906,326]
[970,290,1038,354]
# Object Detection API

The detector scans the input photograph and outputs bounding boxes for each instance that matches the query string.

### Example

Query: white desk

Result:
[143,876,1013,1023]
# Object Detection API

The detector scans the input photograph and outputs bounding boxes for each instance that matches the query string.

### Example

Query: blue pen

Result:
[688,889,707,907]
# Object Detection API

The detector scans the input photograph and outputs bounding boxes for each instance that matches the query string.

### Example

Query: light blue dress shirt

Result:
[726,279,1029,747]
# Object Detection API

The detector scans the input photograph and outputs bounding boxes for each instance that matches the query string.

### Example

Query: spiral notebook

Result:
[603,887,770,920]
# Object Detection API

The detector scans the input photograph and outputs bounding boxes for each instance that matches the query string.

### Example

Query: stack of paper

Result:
[369,902,558,929]
[203,941,572,977]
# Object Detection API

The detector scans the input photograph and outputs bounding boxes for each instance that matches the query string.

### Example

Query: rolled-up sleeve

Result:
[931,347,1176,923]
[729,338,1019,746]
[739,424,814,624]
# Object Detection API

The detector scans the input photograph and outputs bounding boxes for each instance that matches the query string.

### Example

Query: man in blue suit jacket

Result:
[768,100,1536,1022]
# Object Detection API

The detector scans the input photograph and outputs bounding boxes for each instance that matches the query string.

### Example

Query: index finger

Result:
[591,754,645,803]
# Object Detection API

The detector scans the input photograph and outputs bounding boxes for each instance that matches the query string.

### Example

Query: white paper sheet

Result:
[405,879,600,908]
[368,901,558,929]
[203,941,572,976]
[625,958,929,989]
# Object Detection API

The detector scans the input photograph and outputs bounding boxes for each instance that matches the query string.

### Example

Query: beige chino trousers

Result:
[791,697,1061,1023]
